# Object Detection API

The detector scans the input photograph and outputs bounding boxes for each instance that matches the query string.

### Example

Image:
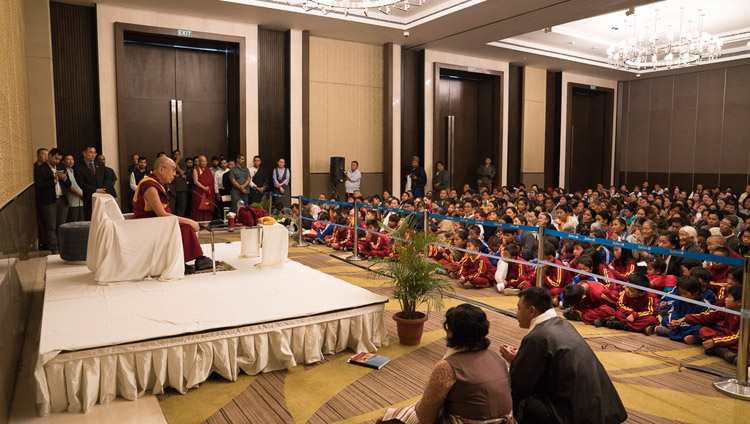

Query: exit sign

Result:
[178,29,192,38]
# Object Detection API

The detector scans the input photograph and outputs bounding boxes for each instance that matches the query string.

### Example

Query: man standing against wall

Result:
[406,156,426,198]
[345,160,361,197]
[272,158,291,208]
[172,150,189,217]
[229,154,251,213]
[477,157,496,192]
[96,154,118,199]
[249,155,268,204]
[35,148,71,251]
[74,145,106,220]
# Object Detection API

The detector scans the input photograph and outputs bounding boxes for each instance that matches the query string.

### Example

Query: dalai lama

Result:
[133,156,213,274]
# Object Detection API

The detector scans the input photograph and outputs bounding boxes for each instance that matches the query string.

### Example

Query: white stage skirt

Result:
[35,243,389,415]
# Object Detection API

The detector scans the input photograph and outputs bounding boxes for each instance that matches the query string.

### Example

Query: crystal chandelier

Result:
[607,8,723,71]
[288,0,425,16]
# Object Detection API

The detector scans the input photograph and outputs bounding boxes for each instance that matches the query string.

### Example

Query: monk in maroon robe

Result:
[133,157,212,273]
[191,155,215,222]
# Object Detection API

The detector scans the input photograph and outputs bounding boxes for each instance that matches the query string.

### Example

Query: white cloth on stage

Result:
[86,193,184,284]
[240,227,261,257]
[257,223,288,268]
[35,243,389,414]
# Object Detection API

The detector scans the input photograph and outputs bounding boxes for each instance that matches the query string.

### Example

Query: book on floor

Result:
[347,352,390,369]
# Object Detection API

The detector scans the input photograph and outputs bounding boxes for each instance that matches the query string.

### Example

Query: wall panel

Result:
[308,36,383,178]
[50,1,101,156]
[616,64,750,192]
[258,28,290,168]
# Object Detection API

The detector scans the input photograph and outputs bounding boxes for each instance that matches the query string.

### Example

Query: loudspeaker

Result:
[330,156,346,184]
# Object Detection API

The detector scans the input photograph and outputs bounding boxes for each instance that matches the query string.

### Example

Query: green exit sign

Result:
[178,29,192,38]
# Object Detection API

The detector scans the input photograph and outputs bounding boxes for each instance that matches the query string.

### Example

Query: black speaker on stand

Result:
[329,156,346,200]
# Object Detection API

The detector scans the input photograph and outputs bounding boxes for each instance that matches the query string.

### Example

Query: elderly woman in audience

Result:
[379,304,514,424]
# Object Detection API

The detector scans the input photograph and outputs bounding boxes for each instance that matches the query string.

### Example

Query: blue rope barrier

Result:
[536,259,745,317]
[359,203,425,217]
[545,229,743,267]
[431,213,538,233]
[298,215,413,243]
[297,195,353,207]
[429,242,542,269]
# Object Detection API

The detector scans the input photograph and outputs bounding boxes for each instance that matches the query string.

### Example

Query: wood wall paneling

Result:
[50,1,102,156]
[400,49,424,189]
[507,65,522,187]
[302,31,310,196]
[258,28,290,175]
[544,71,561,189]
[616,64,750,192]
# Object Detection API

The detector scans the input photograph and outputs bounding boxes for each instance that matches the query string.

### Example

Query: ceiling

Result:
[65,0,750,79]
[494,0,750,75]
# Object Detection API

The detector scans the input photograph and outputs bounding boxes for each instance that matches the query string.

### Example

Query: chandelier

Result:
[607,8,723,71]
[288,0,425,16]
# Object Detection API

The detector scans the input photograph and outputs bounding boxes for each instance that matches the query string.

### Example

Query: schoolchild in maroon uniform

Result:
[456,239,497,289]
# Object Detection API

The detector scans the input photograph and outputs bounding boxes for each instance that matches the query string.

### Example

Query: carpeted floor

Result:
[157,241,750,424]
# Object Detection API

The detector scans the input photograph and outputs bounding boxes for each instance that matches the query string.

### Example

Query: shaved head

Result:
[153,157,176,184]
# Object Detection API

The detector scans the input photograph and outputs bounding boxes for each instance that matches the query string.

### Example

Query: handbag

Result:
[198,191,212,211]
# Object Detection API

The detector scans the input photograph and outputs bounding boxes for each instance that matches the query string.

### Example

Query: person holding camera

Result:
[34,148,71,251]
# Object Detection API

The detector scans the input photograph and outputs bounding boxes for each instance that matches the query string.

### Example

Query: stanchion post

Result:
[292,196,309,247]
[713,254,750,400]
[347,199,365,261]
[423,210,430,256]
[535,225,546,288]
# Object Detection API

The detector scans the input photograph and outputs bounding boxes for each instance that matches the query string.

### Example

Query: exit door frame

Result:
[114,22,246,210]
[433,63,503,192]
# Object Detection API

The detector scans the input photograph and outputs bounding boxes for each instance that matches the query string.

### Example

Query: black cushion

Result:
[59,221,90,262]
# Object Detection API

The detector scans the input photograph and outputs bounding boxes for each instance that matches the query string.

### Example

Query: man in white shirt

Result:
[129,157,149,192]
[214,158,231,213]
[345,160,361,197]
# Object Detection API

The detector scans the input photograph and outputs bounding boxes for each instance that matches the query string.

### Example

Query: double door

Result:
[123,42,228,165]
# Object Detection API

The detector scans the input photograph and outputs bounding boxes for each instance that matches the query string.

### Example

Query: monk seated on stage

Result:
[133,157,213,274]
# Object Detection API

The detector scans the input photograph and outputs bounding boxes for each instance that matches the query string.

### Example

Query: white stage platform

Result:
[34,242,389,415]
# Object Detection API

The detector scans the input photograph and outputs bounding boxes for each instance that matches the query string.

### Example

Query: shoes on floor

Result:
[654,326,670,337]
[184,264,196,275]
[606,320,627,330]
[683,334,701,345]
[563,310,581,321]
[194,255,213,271]
[593,319,605,328]
[643,326,655,336]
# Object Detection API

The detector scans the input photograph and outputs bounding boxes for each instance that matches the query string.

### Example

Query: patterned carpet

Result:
[157,242,750,424]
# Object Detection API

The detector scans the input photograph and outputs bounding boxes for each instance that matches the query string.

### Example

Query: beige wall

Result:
[560,72,618,188]
[23,0,56,155]
[96,4,259,200]
[521,66,546,187]
[309,36,383,175]
[423,50,510,187]
[0,0,34,206]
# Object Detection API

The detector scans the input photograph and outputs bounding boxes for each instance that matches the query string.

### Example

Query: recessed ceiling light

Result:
[611,27,619,31]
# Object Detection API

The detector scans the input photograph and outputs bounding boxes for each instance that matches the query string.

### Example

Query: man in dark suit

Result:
[500,287,627,424]
[96,154,118,198]
[34,148,71,251]
[74,145,106,220]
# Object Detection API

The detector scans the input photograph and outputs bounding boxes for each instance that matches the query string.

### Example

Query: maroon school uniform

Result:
[615,292,659,332]
[570,280,619,325]
[686,309,740,351]
[457,254,496,287]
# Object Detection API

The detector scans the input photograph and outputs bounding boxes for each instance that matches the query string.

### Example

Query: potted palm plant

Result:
[371,216,453,345]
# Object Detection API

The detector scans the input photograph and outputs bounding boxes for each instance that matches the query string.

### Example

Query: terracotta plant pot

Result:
[392,312,428,346]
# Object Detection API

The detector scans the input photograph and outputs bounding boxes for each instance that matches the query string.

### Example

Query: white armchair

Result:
[86,194,185,284]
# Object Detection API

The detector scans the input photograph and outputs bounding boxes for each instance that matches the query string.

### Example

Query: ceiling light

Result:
[608,7,722,71]
[273,0,424,16]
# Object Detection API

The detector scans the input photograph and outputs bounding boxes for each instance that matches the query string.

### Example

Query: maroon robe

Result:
[133,174,203,262]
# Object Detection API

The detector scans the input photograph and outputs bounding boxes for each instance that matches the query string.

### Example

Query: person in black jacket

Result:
[406,156,427,198]
[500,288,627,424]
[34,148,71,251]
[96,154,118,198]
[73,145,106,220]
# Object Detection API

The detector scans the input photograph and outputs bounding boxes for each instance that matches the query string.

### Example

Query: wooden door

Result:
[569,88,607,192]
[175,48,228,159]
[123,43,176,166]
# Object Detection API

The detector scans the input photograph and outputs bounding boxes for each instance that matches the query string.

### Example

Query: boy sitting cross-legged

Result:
[456,238,497,289]
[655,276,707,343]
[358,219,393,259]
[607,272,660,335]
[561,279,618,325]
[673,285,742,365]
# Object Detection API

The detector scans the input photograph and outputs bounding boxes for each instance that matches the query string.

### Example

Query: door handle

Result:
[170,100,178,152]
[177,100,183,150]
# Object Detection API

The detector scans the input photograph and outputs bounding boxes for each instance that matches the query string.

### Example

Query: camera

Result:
[403,31,410,38]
